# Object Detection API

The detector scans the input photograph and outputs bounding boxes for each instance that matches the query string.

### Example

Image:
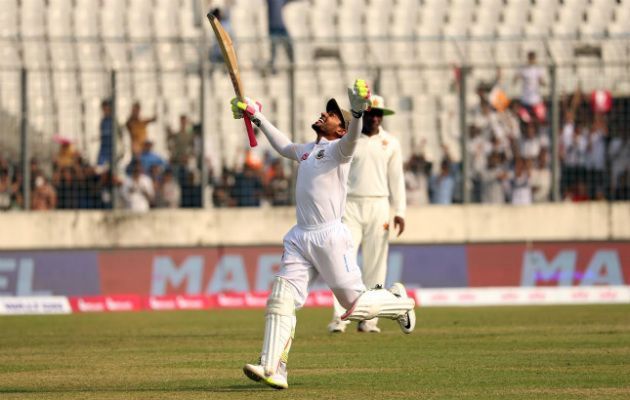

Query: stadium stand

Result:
[0,0,628,209]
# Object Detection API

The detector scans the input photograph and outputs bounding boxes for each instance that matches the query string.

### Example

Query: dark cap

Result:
[326,98,352,131]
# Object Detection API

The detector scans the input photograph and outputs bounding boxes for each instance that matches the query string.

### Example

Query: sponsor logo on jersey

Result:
[316,149,325,159]
[301,153,309,161]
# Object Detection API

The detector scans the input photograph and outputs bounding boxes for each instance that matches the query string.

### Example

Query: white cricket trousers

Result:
[344,196,391,288]
[278,220,366,309]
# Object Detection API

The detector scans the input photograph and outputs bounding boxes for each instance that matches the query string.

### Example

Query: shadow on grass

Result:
[0,383,282,394]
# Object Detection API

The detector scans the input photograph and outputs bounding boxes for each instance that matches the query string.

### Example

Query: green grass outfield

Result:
[1,305,630,400]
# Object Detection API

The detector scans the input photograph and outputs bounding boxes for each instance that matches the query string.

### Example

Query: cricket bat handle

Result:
[244,116,257,147]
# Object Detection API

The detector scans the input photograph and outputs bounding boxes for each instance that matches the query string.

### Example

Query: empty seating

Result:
[0,0,627,169]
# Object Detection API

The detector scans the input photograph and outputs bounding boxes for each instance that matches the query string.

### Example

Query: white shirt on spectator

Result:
[468,135,491,177]
[530,167,551,202]
[519,65,544,106]
[405,170,429,206]
[563,125,588,167]
[498,110,521,140]
[510,172,532,205]
[520,136,541,160]
[472,110,505,141]
[121,174,154,212]
[585,130,606,171]
[481,168,506,204]
[158,180,181,208]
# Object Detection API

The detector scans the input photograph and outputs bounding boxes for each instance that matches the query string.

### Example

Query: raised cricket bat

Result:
[207,12,257,147]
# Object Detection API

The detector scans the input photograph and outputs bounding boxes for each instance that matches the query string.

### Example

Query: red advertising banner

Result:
[467,243,630,287]
[98,247,284,296]
[67,290,418,313]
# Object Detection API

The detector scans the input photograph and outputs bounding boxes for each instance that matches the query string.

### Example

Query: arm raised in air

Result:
[337,79,371,160]
[231,98,299,161]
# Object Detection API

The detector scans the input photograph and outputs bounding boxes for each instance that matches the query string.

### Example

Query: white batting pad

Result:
[340,287,415,321]
[261,278,296,376]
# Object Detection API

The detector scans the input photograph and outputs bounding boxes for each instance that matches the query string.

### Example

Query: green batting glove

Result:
[347,79,371,118]
[230,97,263,125]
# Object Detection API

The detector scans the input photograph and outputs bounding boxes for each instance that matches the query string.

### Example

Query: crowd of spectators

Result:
[404,52,630,206]
[2,50,629,211]
[0,98,293,211]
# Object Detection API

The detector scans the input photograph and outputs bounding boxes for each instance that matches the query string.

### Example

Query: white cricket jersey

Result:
[292,138,353,227]
[346,129,406,218]
[519,65,544,106]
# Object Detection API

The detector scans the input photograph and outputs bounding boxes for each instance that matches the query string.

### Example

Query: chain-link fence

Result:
[1,33,629,211]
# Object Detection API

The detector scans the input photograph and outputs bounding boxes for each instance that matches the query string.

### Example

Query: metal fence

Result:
[1,36,629,211]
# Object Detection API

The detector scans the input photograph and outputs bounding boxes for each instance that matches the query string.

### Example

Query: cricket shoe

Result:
[243,363,288,390]
[389,283,416,334]
[328,317,350,333]
[357,318,381,333]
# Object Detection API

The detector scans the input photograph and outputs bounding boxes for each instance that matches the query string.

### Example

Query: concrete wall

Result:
[0,202,628,250]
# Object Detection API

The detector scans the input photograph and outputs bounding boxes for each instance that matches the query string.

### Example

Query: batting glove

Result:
[347,79,371,118]
[230,97,263,125]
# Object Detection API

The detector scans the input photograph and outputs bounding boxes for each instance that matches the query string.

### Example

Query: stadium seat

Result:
[474,7,500,35]
[0,70,21,115]
[548,39,575,65]
[397,68,424,97]
[74,0,99,39]
[50,43,77,69]
[22,42,49,69]
[179,0,200,40]
[47,0,73,38]
[417,1,446,37]
[501,3,529,32]
[0,0,18,37]
[477,0,503,10]
[80,71,109,101]
[365,5,392,65]
[293,70,318,97]
[283,1,311,66]
[376,68,400,99]
[0,42,21,69]
[134,70,160,101]
[552,4,583,37]
[416,39,444,67]
[101,0,127,39]
[154,4,179,40]
[497,23,524,38]
[582,6,615,37]
[468,39,495,65]
[128,7,153,40]
[20,0,46,38]
[390,3,418,65]
[525,7,555,37]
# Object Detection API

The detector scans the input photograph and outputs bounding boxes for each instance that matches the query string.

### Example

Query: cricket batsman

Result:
[230,80,416,390]
[328,94,406,333]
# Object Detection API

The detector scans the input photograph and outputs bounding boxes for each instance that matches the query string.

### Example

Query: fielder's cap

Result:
[369,94,395,116]
[326,98,352,131]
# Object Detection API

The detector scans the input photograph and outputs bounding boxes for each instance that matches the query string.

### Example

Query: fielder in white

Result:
[230,80,416,390]
[329,94,406,333]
